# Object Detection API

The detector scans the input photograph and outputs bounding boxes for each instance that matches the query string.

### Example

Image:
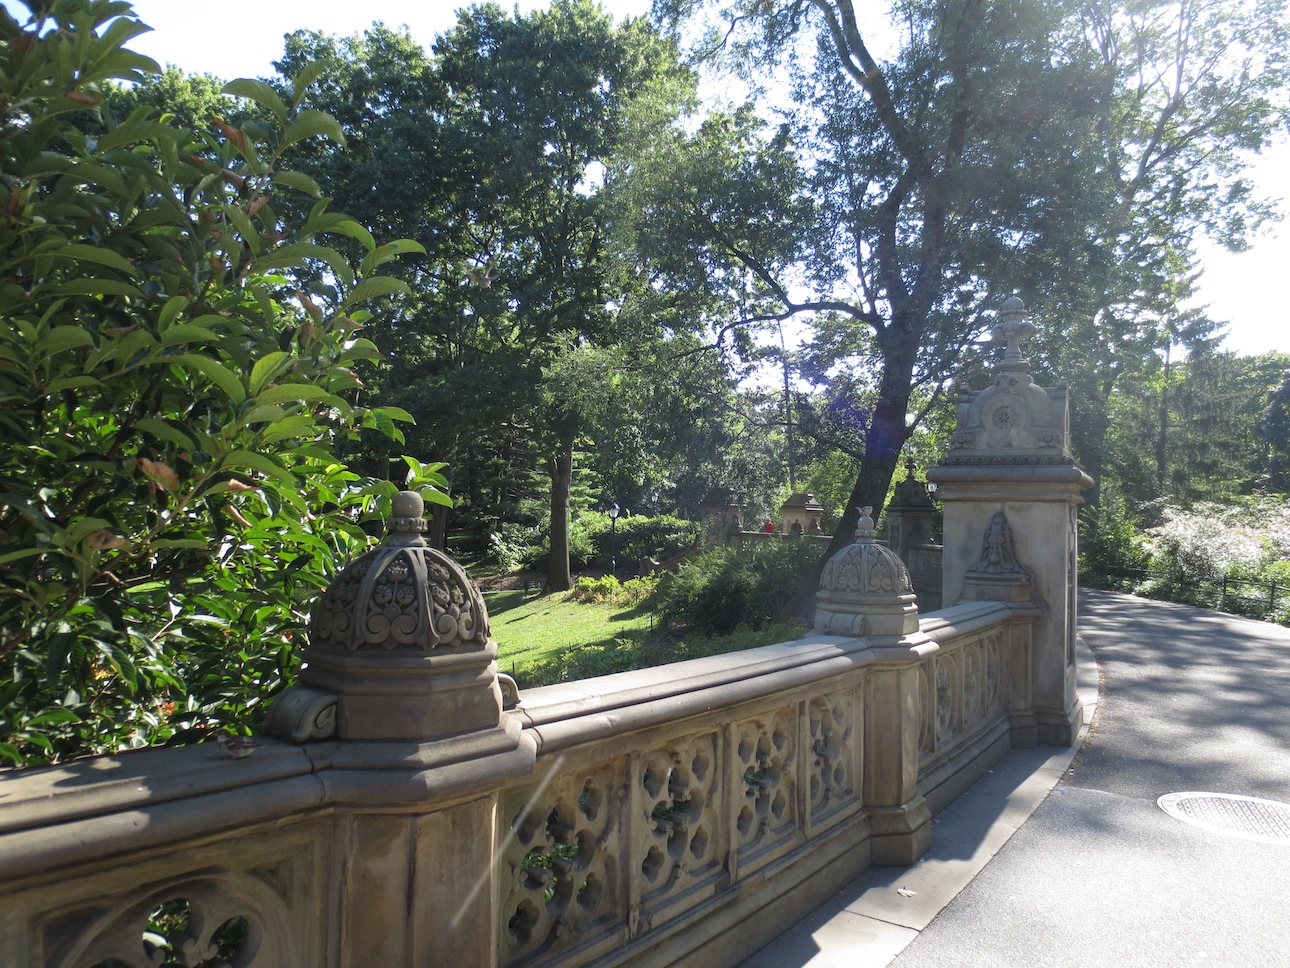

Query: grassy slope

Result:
[485,590,807,688]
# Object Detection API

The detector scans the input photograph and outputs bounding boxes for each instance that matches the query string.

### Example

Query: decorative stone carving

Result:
[501,764,625,966]
[917,630,1011,766]
[50,871,298,968]
[808,691,858,825]
[262,684,337,743]
[638,734,723,918]
[291,490,506,740]
[815,507,919,639]
[310,491,490,652]
[918,664,935,758]
[971,511,1024,575]
[941,297,1072,465]
[735,709,798,866]
[962,511,1032,601]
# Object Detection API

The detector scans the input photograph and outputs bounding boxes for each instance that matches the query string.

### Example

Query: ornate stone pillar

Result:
[266,491,533,968]
[929,298,1092,746]
[886,461,942,610]
[815,508,933,866]
[700,487,746,548]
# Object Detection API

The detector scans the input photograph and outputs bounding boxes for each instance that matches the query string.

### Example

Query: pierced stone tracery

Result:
[734,710,798,866]
[500,766,624,967]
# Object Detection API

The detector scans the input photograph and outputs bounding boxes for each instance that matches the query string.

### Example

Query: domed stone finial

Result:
[293,488,504,740]
[991,295,1034,372]
[815,501,918,640]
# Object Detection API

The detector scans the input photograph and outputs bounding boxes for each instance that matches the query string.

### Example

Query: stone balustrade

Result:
[0,297,1088,968]
[0,599,1032,968]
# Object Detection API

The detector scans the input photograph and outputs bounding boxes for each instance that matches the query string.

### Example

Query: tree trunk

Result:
[784,323,919,622]
[546,433,575,592]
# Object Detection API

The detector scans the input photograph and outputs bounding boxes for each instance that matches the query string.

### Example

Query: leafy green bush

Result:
[0,1,438,765]
[649,541,823,636]
[570,574,658,606]
[1078,495,1149,588]
[572,512,699,570]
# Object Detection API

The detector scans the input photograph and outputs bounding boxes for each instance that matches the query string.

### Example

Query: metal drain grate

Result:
[1158,792,1290,845]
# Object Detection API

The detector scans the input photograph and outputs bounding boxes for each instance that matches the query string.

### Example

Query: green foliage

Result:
[1078,496,1149,591]
[0,0,430,765]
[1257,368,1290,492]
[574,512,700,570]
[649,541,824,636]
[569,574,659,606]
[1079,496,1290,625]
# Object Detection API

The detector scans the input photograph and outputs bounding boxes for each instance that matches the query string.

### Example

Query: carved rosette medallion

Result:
[309,491,490,652]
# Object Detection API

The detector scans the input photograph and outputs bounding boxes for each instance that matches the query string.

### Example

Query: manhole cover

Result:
[1157,792,1290,845]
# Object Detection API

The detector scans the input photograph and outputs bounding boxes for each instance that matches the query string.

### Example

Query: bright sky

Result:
[7,0,1286,357]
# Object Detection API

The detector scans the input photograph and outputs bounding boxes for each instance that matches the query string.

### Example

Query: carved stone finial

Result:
[991,296,1034,372]
[386,490,428,545]
[855,506,876,540]
[295,491,506,740]
[306,492,490,654]
[815,501,918,639]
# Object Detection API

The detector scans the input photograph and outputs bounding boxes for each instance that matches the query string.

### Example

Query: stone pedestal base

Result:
[1035,698,1083,747]
[1009,710,1039,749]
[867,798,932,867]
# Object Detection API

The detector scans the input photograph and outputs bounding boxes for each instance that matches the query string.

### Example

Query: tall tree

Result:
[651,0,1289,561]
[651,0,1108,563]
[1027,0,1290,499]
[278,3,703,589]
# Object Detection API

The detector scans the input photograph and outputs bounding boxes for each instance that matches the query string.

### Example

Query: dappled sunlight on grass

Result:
[483,590,809,687]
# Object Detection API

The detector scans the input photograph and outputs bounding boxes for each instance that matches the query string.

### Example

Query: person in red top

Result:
[763,519,775,533]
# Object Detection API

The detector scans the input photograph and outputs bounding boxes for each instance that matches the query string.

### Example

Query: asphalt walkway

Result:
[741,589,1290,967]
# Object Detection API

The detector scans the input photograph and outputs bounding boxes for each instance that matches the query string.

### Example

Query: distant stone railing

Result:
[0,297,1091,967]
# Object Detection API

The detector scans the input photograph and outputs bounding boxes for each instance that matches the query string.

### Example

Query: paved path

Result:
[742,590,1290,967]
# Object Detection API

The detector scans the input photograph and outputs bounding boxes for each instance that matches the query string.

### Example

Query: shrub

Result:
[572,512,699,570]
[570,574,658,606]
[1078,496,1149,589]
[649,541,823,636]
[1145,500,1283,581]
[0,1,435,765]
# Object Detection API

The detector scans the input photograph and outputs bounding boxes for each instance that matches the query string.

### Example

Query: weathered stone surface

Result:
[930,298,1091,748]
[816,507,920,640]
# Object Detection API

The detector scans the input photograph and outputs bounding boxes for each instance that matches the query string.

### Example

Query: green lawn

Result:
[484,590,808,688]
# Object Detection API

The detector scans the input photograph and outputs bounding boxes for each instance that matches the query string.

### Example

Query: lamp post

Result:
[609,503,620,576]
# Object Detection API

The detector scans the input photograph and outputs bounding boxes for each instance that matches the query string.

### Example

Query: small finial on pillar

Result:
[992,295,1034,371]
[387,490,428,545]
[855,506,876,540]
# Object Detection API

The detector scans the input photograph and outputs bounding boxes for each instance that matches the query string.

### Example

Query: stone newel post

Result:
[815,508,933,865]
[929,298,1093,746]
[266,491,534,968]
